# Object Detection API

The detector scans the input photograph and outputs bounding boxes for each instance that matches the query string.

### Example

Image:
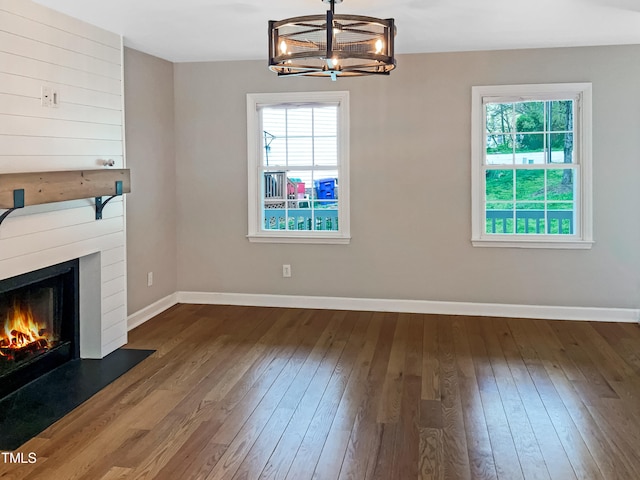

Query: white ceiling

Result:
[33,0,640,63]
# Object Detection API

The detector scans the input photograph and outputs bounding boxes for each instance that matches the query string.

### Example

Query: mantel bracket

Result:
[0,189,25,227]
[95,181,123,220]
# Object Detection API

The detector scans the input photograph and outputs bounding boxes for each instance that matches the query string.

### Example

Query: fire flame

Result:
[0,301,50,357]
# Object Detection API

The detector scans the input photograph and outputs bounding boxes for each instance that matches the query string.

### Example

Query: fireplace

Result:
[0,259,79,399]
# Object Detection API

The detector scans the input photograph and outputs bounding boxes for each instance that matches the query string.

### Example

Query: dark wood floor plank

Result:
[258,311,357,480]
[376,313,408,425]
[130,308,311,480]
[437,316,472,480]
[163,309,328,480]
[97,466,133,480]
[422,316,440,402]
[532,320,635,480]
[586,397,640,469]
[389,314,423,480]
[202,314,328,480]
[35,306,230,448]
[419,427,444,480]
[231,310,349,480]
[284,311,365,480]
[568,322,640,420]
[312,312,382,480]
[481,318,551,480]
[173,308,317,420]
[120,305,273,408]
[336,314,395,480]
[497,319,576,480]
[4,306,640,480]
[549,321,619,405]
[507,319,602,480]
[367,313,404,480]
[366,422,398,480]
[451,318,497,480]
[202,307,305,404]
[464,318,523,480]
[24,389,183,480]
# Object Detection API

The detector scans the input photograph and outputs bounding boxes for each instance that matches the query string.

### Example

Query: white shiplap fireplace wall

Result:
[0,0,127,358]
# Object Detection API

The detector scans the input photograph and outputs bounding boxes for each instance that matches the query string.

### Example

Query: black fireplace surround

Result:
[0,259,79,400]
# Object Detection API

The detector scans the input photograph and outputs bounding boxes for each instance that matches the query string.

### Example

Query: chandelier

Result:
[268,0,396,80]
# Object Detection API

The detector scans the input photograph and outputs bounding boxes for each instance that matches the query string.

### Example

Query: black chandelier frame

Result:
[268,0,396,80]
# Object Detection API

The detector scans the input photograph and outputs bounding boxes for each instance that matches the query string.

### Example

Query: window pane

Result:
[259,171,339,232]
[262,109,286,137]
[515,170,544,201]
[263,136,286,167]
[313,201,339,231]
[286,108,313,136]
[314,136,338,166]
[486,202,513,234]
[547,169,575,201]
[516,203,545,234]
[549,133,574,163]
[547,203,574,235]
[486,134,514,164]
[263,168,287,230]
[550,100,573,132]
[263,171,287,207]
[515,101,544,133]
[486,170,513,201]
[515,133,544,165]
[287,171,310,207]
[313,176,338,201]
[287,137,313,167]
[314,107,337,136]
[486,103,514,134]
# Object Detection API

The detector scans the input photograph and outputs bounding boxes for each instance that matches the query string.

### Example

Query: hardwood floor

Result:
[3,304,640,479]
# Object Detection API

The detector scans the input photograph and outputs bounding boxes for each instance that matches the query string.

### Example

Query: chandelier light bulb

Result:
[375,39,383,54]
[279,40,288,55]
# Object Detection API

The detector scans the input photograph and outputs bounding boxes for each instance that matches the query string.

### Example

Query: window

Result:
[247,91,350,243]
[471,83,593,249]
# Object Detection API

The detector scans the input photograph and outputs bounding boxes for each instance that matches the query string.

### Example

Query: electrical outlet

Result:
[282,264,291,278]
[147,272,153,287]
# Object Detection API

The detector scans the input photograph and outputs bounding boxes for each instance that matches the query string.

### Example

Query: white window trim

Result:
[246,91,350,244]
[471,83,593,249]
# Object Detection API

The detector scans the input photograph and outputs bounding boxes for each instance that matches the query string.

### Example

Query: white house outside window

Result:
[247,91,350,244]
[471,83,593,249]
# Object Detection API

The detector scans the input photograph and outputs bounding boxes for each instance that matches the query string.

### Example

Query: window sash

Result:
[247,91,350,244]
[471,83,592,248]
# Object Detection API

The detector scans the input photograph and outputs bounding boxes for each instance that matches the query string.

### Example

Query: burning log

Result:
[1,300,53,361]
[0,338,49,361]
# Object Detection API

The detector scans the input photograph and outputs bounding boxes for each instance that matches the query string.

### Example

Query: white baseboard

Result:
[127,293,179,331]
[127,291,640,330]
[177,291,640,323]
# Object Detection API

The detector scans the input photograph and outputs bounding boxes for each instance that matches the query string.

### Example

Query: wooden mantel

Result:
[0,169,131,209]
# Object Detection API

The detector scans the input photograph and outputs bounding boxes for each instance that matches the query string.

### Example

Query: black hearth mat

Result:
[0,348,154,450]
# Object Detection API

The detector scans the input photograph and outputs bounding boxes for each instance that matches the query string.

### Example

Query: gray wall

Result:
[124,48,177,314]
[169,45,640,310]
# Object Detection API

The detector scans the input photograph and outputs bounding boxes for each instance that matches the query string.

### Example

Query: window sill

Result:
[247,233,351,245]
[472,237,594,249]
